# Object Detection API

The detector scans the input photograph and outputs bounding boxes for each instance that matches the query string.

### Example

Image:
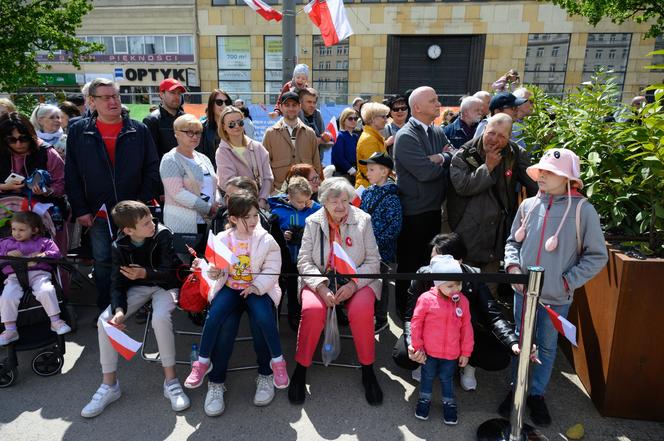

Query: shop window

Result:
[218,36,252,102]
[312,35,349,104]
[523,33,570,95]
[583,33,631,91]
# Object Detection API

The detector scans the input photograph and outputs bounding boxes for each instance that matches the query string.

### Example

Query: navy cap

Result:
[359,151,394,170]
[281,91,300,104]
[489,92,527,112]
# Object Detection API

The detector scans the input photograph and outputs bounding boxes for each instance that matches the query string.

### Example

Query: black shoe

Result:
[442,401,458,425]
[415,398,431,420]
[497,390,513,419]
[135,305,149,324]
[527,395,552,427]
[288,364,307,404]
[361,365,383,405]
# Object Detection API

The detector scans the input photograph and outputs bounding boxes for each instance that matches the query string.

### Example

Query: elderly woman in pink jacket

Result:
[215,106,273,208]
[288,177,383,406]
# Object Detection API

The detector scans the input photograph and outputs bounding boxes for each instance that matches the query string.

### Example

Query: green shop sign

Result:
[38,73,78,86]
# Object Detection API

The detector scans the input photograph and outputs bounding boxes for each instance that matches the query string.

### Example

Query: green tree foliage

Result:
[547,0,663,39]
[0,0,102,93]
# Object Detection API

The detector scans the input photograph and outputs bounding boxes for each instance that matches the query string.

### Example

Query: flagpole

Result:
[476,266,546,441]
[282,0,296,86]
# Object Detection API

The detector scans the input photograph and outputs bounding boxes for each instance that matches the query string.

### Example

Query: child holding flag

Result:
[81,200,188,418]
[185,191,287,417]
[500,149,608,426]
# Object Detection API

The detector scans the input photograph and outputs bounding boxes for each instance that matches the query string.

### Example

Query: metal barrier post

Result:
[476,266,546,441]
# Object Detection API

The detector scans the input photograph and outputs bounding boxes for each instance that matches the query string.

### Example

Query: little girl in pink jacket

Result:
[409,254,474,425]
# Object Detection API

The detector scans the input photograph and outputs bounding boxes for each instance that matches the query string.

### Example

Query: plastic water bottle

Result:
[190,343,198,365]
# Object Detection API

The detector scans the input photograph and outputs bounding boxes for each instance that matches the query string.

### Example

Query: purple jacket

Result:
[0,236,61,275]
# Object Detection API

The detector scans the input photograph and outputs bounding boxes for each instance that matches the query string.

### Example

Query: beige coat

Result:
[297,205,382,299]
[262,118,322,192]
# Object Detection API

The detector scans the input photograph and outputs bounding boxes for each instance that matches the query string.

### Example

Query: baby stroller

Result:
[0,196,74,387]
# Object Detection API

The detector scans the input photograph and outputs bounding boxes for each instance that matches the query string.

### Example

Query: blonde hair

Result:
[0,98,16,114]
[173,113,203,132]
[218,106,247,146]
[287,176,312,197]
[360,102,390,126]
[338,107,357,130]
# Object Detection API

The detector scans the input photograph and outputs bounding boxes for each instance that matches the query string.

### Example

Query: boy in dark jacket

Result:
[359,152,402,331]
[81,200,189,418]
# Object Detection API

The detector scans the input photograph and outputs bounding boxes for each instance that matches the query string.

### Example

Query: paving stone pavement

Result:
[1,300,662,441]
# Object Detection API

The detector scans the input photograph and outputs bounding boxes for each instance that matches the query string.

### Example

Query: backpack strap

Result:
[575,198,586,256]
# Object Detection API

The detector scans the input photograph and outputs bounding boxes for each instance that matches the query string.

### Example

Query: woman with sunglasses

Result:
[215,106,273,210]
[160,114,219,257]
[331,108,360,185]
[383,96,409,156]
[197,89,232,167]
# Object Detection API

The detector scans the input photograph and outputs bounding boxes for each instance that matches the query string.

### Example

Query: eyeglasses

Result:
[346,116,359,121]
[391,106,408,112]
[214,98,232,107]
[177,130,203,138]
[5,135,31,144]
[226,120,245,129]
[92,94,120,102]
[308,175,321,183]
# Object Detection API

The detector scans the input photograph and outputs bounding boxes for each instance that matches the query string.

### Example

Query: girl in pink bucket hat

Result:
[498,148,608,427]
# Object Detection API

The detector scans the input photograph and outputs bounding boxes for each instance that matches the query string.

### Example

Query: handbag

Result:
[178,267,207,313]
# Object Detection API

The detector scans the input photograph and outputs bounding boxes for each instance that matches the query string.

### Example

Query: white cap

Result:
[430,255,462,287]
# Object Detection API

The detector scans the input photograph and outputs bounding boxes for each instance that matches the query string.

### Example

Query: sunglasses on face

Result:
[346,116,359,121]
[391,106,408,112]
[5,135,31,144]
[177,130,203,138]
[214,98,232,106]
[226,120,245,129]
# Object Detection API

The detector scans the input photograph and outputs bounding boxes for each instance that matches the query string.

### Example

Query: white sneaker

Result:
[204,382,226,417]
[411,366,421,382]
[0,329,19,346]
[164,379,191,412]
[50,320,71,335]
[253,374,275,406]
[81,383,121,418]
[460,365,477,391]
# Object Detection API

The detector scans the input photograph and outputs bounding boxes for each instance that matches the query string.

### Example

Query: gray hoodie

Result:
[504,191,608,305]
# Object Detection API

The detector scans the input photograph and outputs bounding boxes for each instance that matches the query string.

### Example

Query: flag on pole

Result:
[326,116,338,142]
[352,185,365,207]
[543,304,578,346]
[20,198,53,217]
[101,320,142,360]
[304,0,354,47]
[332,242,358,283]
[242,0,283,22]
[196,259,217,300]
[205,231,239,269]
[95,204,114,237]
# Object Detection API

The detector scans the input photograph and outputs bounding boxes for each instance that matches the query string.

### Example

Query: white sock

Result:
[271,355,284,363]
[198,356,210,364]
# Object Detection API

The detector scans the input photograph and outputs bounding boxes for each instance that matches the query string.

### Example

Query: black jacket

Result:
[196,119,219,168]
[404,263,518,349]
[65,114,160,220]
[143,105,184,158]
[110,222,181,313]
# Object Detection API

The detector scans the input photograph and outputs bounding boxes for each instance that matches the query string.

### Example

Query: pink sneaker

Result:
[184,361,212,389]
[270,359,289,389]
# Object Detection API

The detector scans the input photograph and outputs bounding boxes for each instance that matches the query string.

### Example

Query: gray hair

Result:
[30,104,60,131]
[459,96,483,115]
[513,87,532,100]
[81,81,92,98]
[318,177,356,206]
[473,90,491,102]
[88,78,119,97]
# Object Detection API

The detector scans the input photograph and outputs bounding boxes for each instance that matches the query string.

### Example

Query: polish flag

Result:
[20,199,53,217]
[352,185,365,207]
[242,0,283,22]
[196,259,217,300]
[101,320,142,360]
[543,304,578,346]
[205,231,239,269]
[95,204,114,237]
[304,0,354,47]
[332,242,357,283]
[326,116,338,142]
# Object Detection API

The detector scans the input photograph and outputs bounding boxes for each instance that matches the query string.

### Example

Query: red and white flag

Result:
[326,116,338,142]
[196,259,217,300]
[332,242,358,283]
[304,0,354,47]
[352,185,365,207]
[95,204,113,237]
[242,0,283,22]
[543,304,577,346]
[205,231,239,269]
[101,320,142,360]
[20,198,53,217]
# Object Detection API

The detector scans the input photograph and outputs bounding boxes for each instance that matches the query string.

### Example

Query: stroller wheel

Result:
[0,361,17,388]
[32,350,64,377]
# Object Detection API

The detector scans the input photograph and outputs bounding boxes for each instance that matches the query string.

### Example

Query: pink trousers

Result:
[295,285,375,367]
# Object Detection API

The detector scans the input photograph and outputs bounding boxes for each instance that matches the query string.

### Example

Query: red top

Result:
[96,120,123,166]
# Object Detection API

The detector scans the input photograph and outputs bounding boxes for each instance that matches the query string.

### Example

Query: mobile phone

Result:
[4,173,25,185]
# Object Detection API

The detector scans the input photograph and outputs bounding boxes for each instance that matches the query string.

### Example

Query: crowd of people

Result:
[0,64,609,430]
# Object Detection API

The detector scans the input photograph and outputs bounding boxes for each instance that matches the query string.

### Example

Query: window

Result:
[264,35,299,105]
[312,35,349,104]
[128,36,144,55]
[164,36,178,54]
[583,33,632,91]
[80,34,193,57]
[179,36,193,55]
[114,36,128,54]
[524,33,571,95]
[653,36,664,72]
[218,36,252,102]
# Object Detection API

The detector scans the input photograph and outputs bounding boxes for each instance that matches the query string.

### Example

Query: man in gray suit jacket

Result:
[393,86,452,320]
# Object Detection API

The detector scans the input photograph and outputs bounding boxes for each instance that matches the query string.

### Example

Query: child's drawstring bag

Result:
[321,306,341,366]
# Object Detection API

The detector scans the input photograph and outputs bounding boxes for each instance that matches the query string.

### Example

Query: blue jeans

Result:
[420,356,458,403]
[511,292,571,396]
[89,218,113,310]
